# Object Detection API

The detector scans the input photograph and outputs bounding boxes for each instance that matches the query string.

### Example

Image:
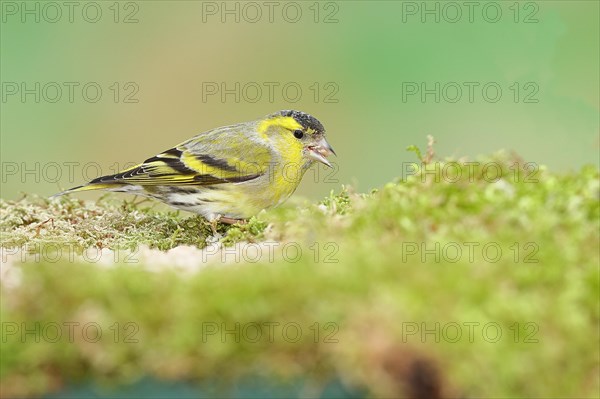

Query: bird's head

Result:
[259,110,336,168]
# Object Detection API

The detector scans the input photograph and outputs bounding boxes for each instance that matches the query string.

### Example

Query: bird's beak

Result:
[306,137,336,168]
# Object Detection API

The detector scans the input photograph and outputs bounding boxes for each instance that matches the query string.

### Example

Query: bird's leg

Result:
[219,216,248,225]
[208,217,220,235]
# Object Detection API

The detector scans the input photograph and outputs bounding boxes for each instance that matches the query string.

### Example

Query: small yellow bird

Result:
[52,110,335,224]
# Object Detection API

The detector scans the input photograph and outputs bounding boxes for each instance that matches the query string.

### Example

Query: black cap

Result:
[276,110,325,134]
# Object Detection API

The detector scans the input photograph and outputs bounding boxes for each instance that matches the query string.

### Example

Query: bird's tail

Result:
[49,183,126,199]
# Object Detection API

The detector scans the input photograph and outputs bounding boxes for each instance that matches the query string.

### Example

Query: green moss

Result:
[1,152,599,398]
[0,195,249,251]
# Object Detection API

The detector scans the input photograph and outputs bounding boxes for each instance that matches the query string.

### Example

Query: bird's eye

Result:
[293,130,304,139]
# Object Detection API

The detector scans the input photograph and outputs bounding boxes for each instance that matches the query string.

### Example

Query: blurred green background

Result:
[1,1,598,202]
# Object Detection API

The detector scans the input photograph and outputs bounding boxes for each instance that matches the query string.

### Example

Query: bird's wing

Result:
[89,127,272,186]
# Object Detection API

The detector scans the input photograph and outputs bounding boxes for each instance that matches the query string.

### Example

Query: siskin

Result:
[52,110,335,224]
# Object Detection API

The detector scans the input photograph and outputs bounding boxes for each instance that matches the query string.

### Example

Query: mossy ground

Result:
[1,151,599,398]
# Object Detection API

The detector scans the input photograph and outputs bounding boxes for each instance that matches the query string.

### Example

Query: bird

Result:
[52,110,336,226]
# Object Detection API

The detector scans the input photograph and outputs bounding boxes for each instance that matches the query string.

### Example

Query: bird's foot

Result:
[205,216,247,242]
